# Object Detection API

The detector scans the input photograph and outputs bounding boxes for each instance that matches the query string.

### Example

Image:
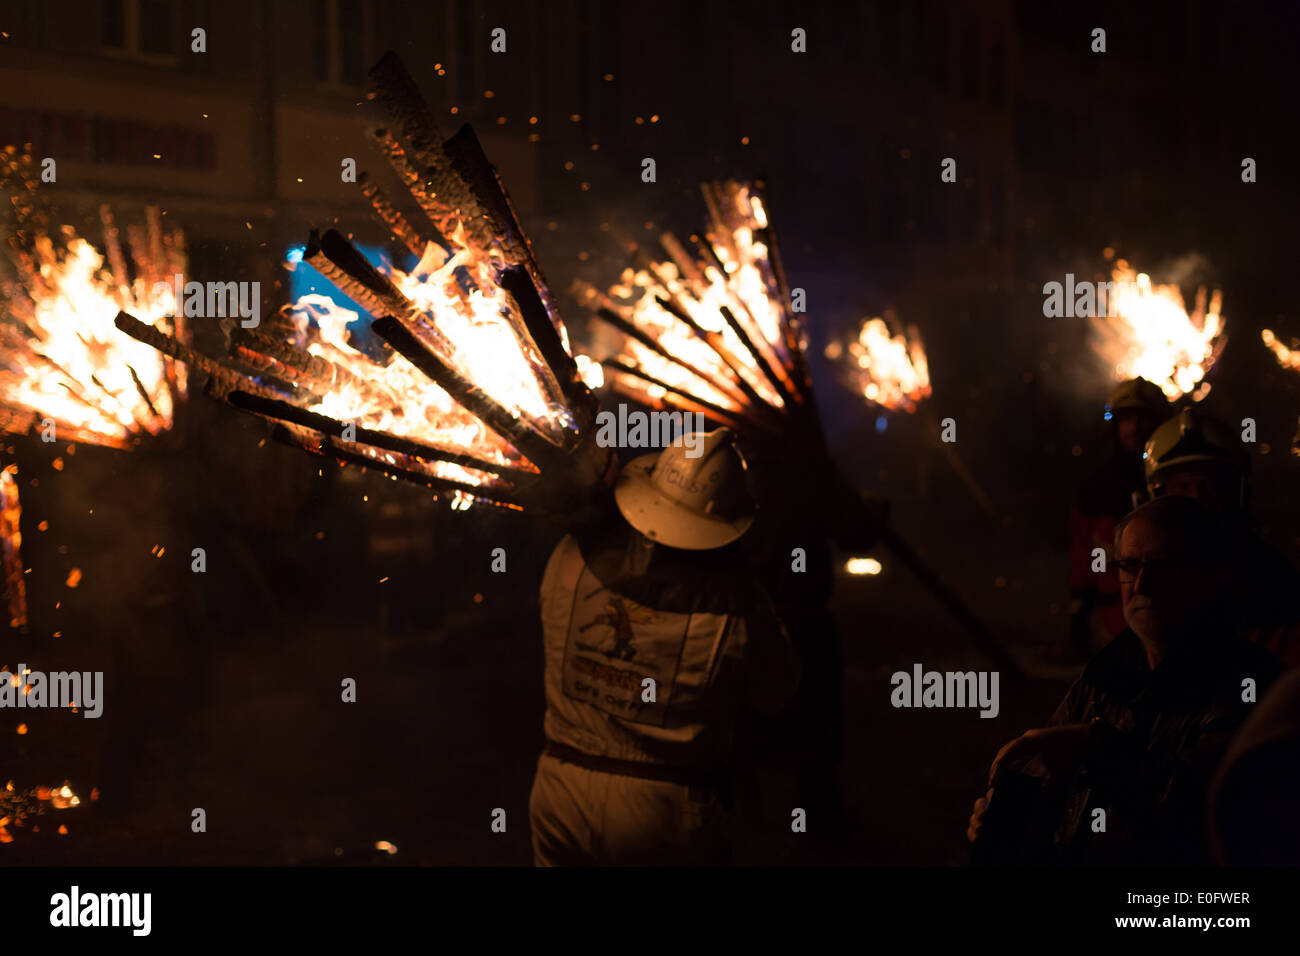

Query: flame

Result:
[1261,329,1300,371]
[574,354,604,390]
[0,173,187,448]
[584,181,801,420]
[1263,330,1300,457]
[392,235,566,434]
[0,466,23,629]
[832,317,931,412]
[283,291,515,485]
[279,228,574,495]
[1090,260,1224,401]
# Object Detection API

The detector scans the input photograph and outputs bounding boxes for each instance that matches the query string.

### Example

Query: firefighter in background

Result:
[529,428,801,865]
[1143,407,1300,666]
[1067,378,1170,655]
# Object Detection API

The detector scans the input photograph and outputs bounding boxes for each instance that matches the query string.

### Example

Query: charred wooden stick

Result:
[365,56,507,259]
[442,125,524,260]
[126,364,161,421]
[601,359,771,434]
[499,265,585,411]
[272,424,523,507]
[225,389,534,482]
[114,311,282,401]
[593,307,746,409]
[228,345,314,398]
[370,315,563,470]
[717,305,796,409]
[658,231,706,287]
[228,326,377,400]
[700,182,740,268]
[366,51,450,175]
[98,204,130,309]
[442,125,559,317]
[147,205,166,289]
[649,294,777,416]
[358,172,428,259]
[366,127,459,244]
[753,184,816,404]
[305,229,415,320]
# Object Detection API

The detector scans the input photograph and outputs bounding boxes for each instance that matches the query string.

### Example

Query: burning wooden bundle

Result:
[116,54,611,514]
[1090,259,1224,401]
[825,314,931,413]
[827,310,993,517]
[0,148,187,450]
[1,465,22,630]
[573,180,819,438]
[1261,328,1300,456]
[1261,328,1300,373]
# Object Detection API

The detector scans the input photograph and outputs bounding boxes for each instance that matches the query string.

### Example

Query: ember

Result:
[0,779,84,844]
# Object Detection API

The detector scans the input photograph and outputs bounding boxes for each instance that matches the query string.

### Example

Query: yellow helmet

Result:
[1104,378,1170,421]
[1143,408,1249,505]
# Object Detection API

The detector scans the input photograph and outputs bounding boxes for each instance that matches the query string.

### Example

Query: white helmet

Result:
[613,428,755,550]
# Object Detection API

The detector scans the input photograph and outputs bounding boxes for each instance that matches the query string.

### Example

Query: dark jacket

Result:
[1046,627,1281,864]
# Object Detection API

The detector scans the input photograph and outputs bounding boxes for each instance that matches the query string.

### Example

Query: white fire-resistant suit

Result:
[529,533,799,865]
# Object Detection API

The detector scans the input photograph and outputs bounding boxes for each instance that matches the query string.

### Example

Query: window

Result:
[101,0,177,62]
[313,0,372,88]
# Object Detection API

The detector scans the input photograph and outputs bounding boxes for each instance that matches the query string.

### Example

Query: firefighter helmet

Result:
[614,427,755,550]
[1143,408,1249,506]
[1104,378,1170,421]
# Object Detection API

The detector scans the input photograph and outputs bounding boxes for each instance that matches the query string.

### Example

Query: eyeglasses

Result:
[1114,556,1195,580]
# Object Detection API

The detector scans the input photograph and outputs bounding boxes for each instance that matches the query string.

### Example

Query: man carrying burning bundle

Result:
[529,428,801,866]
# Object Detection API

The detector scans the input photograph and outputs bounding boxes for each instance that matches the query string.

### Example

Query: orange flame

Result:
[0,160,187,448]
[1261,329,1300,372]
[1090,260,1224,401]
[581,181,800,421]
[829,317,931,413]
[283,232,574,495]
